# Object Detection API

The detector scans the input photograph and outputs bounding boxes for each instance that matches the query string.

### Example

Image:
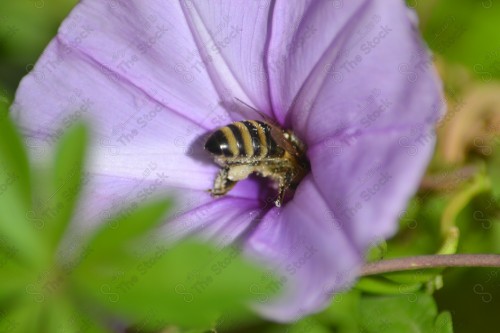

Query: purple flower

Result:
[12,0,442,322]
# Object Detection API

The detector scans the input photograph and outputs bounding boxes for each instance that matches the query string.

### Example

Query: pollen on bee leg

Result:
[210,167,236,197]
[227,164,255,181]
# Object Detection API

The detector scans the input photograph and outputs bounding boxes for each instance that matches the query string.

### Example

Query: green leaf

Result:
[0,261,31,303]
[73,199,277,329]
[42,295,109,333]
[78,199,173,264]
[378,270,441,286]
[365,241,387,262]
[0,298,42,333]
[492,220,500,253]
[266,318,331,333]
[487,143,500,200]
[44,122,88,249]
[433,311,454,333]
[315,290,361,333]
[359,293,453,333]
[73,235,276,329]
[0,113,43,265]
[356,276,422,295]
[0,109,31,202]
[439,171,490,255]
[44,296,81,333]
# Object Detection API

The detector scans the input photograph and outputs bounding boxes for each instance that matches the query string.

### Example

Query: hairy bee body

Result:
[204,120,309,207]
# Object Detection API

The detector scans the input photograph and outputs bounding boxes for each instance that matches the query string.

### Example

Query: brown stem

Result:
[419,165,478,191]
[361,254,500,276]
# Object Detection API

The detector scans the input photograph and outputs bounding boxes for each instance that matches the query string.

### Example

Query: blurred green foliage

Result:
[359,294,452,333]
[416,0,500,80]
[1,0,500,332]
[0,0,78,97]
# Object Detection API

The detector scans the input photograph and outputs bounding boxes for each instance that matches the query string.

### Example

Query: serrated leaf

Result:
[73,239,276,329]
[77,199,173,266]
[72,198,277,328]
[43,122,88,249]
[359,293,453,333]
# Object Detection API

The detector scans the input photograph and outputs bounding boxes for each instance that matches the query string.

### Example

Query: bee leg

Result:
[275,171,293,207]
[210,167,237,197]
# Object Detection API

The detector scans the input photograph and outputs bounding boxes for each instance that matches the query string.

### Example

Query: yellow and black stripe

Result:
[205,120,284,158]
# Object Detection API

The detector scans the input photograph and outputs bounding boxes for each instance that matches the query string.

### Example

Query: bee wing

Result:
[268,124,298,155]
[233,98,279,125]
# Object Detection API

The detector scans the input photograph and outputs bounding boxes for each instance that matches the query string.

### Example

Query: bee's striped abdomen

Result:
[226,124,245,155]
[204,120,284,159]
[204,128,233,157]
[240,121,261,157]
[254,121,280,157]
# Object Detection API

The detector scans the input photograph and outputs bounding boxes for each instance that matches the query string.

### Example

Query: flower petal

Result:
[309,128,435,251]
[55,0,230,127]
[12,0,282,190]
[180,0,275,118]
[65,174,209,231]
[161,196,262,247]
[267,0,442,143]
[60,172,263,253]
[244,177,361,321]
[13,38,219,191]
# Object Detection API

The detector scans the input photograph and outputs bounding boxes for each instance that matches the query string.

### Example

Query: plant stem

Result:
[361,254,500,276]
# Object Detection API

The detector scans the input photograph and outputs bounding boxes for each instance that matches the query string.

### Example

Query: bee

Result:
[204,117,309,207]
